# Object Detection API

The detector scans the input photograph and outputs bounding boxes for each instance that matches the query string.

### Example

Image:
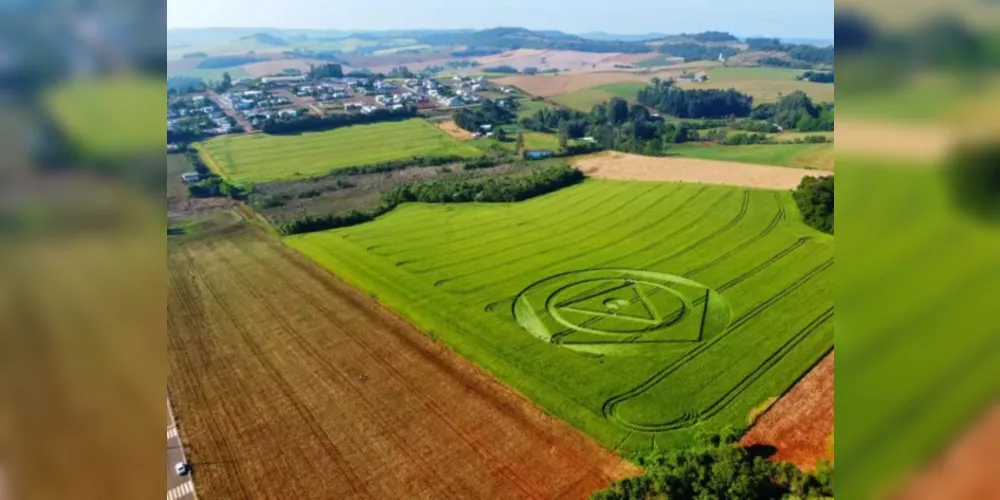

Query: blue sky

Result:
[167,0,832,38]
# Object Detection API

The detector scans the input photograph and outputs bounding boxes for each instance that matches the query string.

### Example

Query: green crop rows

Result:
[197,118,483,184]
[286,180,834,453]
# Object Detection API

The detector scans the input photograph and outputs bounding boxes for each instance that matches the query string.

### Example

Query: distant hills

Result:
[578,32,668,42]
[238,33,288,46]
[415,27,652,53]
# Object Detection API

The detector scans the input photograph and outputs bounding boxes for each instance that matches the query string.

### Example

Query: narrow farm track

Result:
[289,180,834,453]
[167,220,638,500]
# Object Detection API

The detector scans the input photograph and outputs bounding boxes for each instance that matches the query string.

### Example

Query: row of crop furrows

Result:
[601,259,833,433]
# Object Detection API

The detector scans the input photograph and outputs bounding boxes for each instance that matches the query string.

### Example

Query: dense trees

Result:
[167,76,206,94]
[658,43,739,62]
[196,55,261,69]
[481,65,520,74]
[279,164,585,234]
[637,80,753,118]
[307,63,344,79]
[451,48,504,57]
[452,99,516,132]
[745,37,784,51]
[744,38,834,66]
[382,164,584,204]
[793,175,834,234]
[786,44,835,65]
[749,91,833,131]
[592,431,834,500]
[798,70,834,83]
[261,105,417,134]
[687,31,738,42]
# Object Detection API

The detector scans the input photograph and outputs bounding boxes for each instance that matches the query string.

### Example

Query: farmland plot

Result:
[288,180,834,453]
[197,119,482,184]
[168,217,635,499]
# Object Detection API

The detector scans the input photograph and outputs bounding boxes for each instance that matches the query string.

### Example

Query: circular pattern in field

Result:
[513,269,731,355]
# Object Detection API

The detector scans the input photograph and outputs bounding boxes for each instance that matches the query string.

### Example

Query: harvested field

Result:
[494,63,716,97]
[573,152,831,190]
[741,351,834,471]
[894,404,1000,500]
[241,58,331,77]
[666,143,835,171]
[835,119,954,161]
[435,120,473,140]
[168,216,638,499]
[475,49,654,73]
[676,66,835,103]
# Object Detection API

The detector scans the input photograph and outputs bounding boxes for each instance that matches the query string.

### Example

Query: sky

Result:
[167,0,833,39]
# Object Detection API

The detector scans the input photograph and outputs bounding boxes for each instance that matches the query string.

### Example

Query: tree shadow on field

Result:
[745,444,778,460]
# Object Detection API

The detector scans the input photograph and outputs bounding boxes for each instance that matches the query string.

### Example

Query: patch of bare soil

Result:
[435,120,473,140]
[573,152,832,190]
[494,61,719,97]
[893,403,1000,500]
[241,58,331,77]
[740,352,834,471]
[836,119,955,161]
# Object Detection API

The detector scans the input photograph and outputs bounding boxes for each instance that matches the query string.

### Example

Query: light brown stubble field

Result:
[741,351,834,471]
[573,152,832,190]
[167,217,637,500]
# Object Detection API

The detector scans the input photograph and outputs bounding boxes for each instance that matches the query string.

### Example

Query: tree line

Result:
[278,164,584,234]
[452,99,516,132]
[637,79,753,118]
[745,38,834,66]
[592,430,834,500]
[793,175,834,234]
[798,70,834,83]
[307,63,344,79]
[518,97,693,155]
[260,105,418,134]
[750,91,833,132]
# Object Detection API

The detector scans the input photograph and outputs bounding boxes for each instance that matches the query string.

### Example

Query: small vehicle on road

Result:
[174,461,190,476]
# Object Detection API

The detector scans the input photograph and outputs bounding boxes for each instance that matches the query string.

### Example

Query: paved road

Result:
[205,90,256,133]
[167,400,195,500]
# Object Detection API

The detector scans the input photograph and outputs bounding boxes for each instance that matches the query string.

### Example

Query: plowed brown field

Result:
[167,217,637,499]
[741,351,834,471]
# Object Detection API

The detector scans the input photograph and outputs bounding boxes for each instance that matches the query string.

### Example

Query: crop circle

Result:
[512,269,731,353]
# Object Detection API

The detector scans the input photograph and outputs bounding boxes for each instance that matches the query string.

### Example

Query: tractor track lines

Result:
[380,183,632,253]
[270,235,634,494]
[205,240,468,499]
[223,238,552,499]
[601,259,833,432]
[182,245,373,499]
[408,183,666,273]
[351,182,614,248]
[452,187,718,294]
[168,250,255,499]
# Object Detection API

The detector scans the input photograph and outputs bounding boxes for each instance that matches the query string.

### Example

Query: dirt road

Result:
[205,90,256,133]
